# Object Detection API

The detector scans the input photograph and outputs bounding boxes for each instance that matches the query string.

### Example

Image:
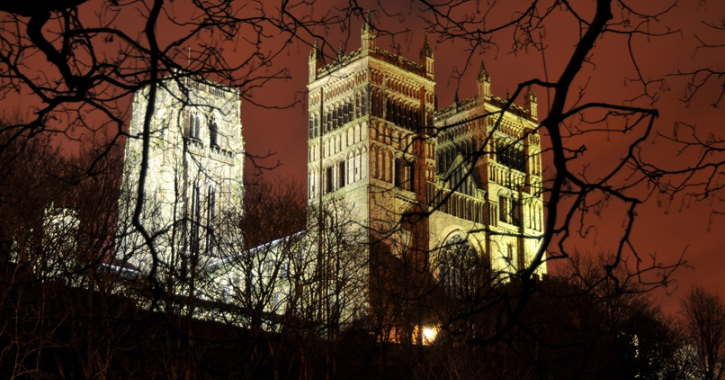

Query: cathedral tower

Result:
[307,22,437,342]
[432,65,544,286]
[120,75,244,274]
[307,22,545,342]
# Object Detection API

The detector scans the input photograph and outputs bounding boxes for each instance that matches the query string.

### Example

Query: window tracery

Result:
[436,235,485,298]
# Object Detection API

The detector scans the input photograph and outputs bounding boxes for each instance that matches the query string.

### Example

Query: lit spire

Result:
[420,35,433,58]
[477,60,490,82]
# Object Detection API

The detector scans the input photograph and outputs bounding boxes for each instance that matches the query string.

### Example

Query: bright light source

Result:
[422,326,437,344]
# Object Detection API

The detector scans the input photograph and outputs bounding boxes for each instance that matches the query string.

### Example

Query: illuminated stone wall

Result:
[307,20,545,312]
[120,76,244,273]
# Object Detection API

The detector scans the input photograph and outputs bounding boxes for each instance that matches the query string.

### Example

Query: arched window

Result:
[189,114,200,139]
[356,93,361,118]
[312,114,320,137]
[325,166,333,194]
[207,186,217,255]
[209,119,219,147]
[362,90,368,116]
[332,107,338,129]
[437,235,486,298]
[497,139,526,172]
[191,184,202,254]
[338,160,346,188]
[394,157,403,188]
[499,195,508,223]
[189,114,196,138]
[498,194,521,226]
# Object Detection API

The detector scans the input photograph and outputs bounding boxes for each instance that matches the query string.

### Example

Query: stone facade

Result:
[119,76,244,273]
[431,63,545,283]
[307,19,546,330]
[117,22,545,337]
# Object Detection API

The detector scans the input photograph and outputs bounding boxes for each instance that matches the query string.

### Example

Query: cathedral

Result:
[306,18,545,307]
[120,20,545,341]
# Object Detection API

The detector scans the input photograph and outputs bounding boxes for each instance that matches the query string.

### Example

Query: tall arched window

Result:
[499,195,508,223]
[356,93,361,118]
[338,160,346,188]
[189,114,196,138]
[394,157,404,188]
[314,114,319,138]
[209,120,219,147]
[191,184,201,254]
[189,113,201,139]
[206,186,217,255]
[325,166,333,194]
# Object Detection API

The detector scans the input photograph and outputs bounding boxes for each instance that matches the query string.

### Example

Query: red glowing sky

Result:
[2,0,721,316]
[239,1,725,314]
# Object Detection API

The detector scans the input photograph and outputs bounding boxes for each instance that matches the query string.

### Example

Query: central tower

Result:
[307,19,545,343]
[307,18,437,341]
[307,18,436,236]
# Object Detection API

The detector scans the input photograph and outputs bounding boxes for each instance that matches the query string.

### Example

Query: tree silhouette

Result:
[681,286,725,380]
[0,0,721,378]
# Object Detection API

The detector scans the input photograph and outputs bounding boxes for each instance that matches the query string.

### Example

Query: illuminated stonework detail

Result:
[307,20,546,339]
[120,77,244,272]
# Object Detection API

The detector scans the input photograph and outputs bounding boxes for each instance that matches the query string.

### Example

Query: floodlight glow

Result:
[423,326,437,343]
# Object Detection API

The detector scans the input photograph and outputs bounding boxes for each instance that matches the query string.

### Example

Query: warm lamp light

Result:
[422,326,437,344]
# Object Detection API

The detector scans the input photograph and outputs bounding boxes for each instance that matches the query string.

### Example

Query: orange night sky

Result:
[2,0,723,316]
[239,0,725,315]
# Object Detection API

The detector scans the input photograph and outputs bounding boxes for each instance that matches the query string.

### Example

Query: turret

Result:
[361,13,377,53]
[477,60,491,101]
[419,35,434,80]
[337,44,345,63]
[309,40,324,82]
[524,85,537,121]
